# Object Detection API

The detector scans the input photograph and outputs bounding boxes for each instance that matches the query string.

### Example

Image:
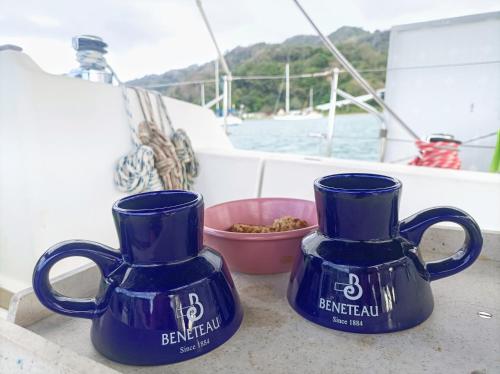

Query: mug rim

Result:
[314,173,402,194]
[113,190,202,216]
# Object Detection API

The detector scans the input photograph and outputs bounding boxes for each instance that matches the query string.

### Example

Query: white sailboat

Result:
[273,109,323,121]
[273,64,323,121]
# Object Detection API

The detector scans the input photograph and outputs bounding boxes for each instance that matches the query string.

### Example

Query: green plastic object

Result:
[490,130,500,173]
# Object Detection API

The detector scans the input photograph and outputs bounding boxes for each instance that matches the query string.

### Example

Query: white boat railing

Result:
[204,94,224,109]
[324,68,339,157]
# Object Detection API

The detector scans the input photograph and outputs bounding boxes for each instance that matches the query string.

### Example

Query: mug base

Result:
[89,250,244,366]
[287,295,434,334]
[90,311,243,366]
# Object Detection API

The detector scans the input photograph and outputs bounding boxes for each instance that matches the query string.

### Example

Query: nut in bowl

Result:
[203,198,318,274]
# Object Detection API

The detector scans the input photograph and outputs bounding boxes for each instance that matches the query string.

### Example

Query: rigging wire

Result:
[385,137,494,149]
[138,59,500,89]
[462,131,498,144]
[291,0,419,140]
[195,0,231,77]
[387,59,500,72]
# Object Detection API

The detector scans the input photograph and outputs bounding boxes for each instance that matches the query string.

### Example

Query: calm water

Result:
[228,113,381,161]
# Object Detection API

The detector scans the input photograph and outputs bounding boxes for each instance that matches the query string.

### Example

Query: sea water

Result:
[228,113,381,161]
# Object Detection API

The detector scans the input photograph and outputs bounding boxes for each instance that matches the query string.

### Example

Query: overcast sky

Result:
[1,0,498,81]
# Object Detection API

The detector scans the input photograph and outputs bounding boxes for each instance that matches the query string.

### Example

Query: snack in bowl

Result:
[204,198,318,274]
[228,216,309,233]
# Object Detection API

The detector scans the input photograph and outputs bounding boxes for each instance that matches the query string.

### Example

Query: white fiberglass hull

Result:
[0,47,499,300]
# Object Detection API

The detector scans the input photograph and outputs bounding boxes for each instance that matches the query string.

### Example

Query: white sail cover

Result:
[383,11,500,171]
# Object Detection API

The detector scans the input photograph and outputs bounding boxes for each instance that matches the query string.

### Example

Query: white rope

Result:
[114,82,199,193]
[114,84,164,193]
[110,54,198,193]
[114,145,163,193]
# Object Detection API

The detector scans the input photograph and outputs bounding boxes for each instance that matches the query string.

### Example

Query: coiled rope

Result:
[114,85,163,193]
[114,145,163,193]
[409,140,461,169]
[156,94,198,189]
[114,85,198,193]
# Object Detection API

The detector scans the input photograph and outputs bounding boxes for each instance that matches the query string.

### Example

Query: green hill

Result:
[129,26,389,114]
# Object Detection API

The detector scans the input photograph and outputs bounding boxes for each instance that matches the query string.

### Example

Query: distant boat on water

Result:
[272,108,323,121]
[216,113,243,126]
[273,87,323,121]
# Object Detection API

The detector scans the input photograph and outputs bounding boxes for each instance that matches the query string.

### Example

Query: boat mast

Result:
[200,83,205,106]
[309,87,313,110]
[228,76,232,112]
[285,63,290,114]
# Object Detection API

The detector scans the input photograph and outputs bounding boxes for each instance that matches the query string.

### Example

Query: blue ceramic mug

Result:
[33,190,243,365]
[287,173,482,333]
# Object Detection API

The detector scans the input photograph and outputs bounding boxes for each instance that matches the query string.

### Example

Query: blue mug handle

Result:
[399,207,483,281]
[32,240,123,319]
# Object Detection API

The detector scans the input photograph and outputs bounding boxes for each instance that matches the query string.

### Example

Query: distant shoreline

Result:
[242,112,371,120]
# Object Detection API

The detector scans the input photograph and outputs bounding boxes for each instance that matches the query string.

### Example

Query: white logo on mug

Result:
[176,293,204,322]
[334,273,363,301]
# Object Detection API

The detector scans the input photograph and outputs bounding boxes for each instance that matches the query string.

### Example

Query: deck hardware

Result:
[477,311,492,319]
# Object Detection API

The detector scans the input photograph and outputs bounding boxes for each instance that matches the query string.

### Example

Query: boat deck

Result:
[3,231,498,374]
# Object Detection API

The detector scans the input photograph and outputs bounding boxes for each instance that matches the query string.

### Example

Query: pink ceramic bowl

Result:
[203,198,318,274]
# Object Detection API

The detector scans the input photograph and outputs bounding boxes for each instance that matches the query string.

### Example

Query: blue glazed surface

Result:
[33,190,243,365]
[288,173,483,333]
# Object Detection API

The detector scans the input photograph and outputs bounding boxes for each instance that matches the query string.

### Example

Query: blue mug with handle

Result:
[287,173,482,333]
[33,190,243,365]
